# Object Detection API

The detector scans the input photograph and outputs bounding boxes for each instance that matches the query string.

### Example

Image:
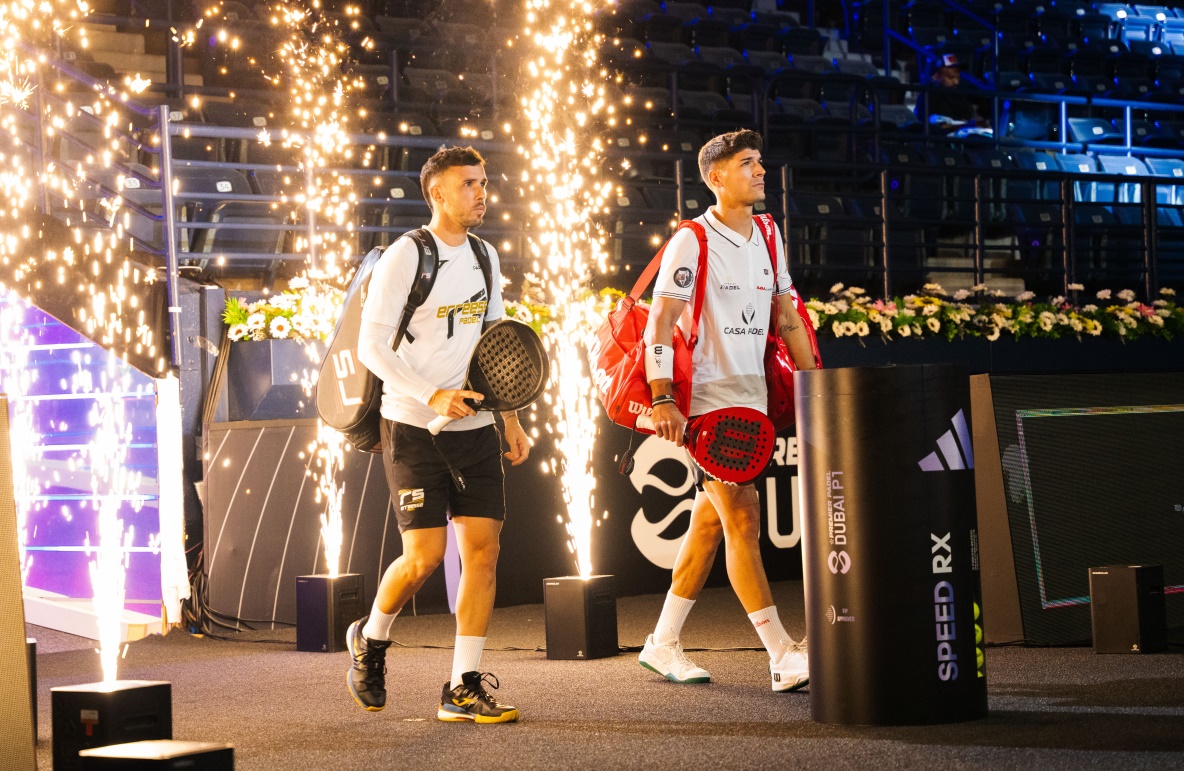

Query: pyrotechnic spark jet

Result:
[84,366,147,682]
[518,1,613,577]
[196,1,373,577]
[0,1,172,678]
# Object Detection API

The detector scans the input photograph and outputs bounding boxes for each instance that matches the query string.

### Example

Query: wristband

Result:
[644,344,673,382]
[651,394,676,407]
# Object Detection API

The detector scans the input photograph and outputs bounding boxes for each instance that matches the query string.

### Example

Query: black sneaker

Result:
[346,617,391,712]
[438,671,519,723]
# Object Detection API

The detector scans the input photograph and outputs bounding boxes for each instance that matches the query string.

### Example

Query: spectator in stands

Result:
[915,54,990,133]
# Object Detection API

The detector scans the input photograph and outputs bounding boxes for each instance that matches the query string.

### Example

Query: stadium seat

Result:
[746,50,792,74]
[1053,153,1101,202]
[1067,117,1124,145]
[1146,157,1184,204]
[1096,155,1151,203]
[1096,4,1134,23]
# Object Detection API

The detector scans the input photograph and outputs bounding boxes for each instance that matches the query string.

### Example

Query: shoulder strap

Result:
[466,234,495,304]
[392,228,439,352]
[753,213,780,290]
[628,220,710,348]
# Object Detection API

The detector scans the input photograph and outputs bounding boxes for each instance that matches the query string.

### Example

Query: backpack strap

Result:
[393,228,440,351]
[753,213,822,369]
[753,213,780,288]
[628,220,710,349]
[466,234,495,330]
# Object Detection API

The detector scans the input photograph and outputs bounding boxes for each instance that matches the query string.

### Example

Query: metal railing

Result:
[9,39,1184,368]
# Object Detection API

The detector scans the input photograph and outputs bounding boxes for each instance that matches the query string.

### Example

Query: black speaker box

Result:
[296,573,365,652]
[1089,564,1167,654]
[51,680,172,771]
[79,740,234,769]
[543,575,618,660]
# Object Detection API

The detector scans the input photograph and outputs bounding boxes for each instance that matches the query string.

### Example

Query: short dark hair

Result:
[697,130,763,185]
[420,146,485,208]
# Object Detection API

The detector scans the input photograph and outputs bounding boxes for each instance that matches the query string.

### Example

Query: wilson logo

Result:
[627,401,653,416]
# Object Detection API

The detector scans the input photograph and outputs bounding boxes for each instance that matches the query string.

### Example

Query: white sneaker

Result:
[770,639,809,693]
[638,634,712,684]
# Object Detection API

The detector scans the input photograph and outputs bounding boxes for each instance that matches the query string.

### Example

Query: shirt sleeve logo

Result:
[673,267,694,288]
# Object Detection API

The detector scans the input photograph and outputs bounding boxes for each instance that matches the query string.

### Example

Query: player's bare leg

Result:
[348,527,447,711]
[439,516,518,723]
[640,492,722,683]
[705,480,808,692]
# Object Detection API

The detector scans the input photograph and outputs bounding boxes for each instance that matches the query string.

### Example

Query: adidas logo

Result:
[918,409,974,472]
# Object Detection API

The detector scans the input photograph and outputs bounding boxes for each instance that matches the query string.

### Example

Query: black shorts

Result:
[688,450,720,490]
[380,419,506,532]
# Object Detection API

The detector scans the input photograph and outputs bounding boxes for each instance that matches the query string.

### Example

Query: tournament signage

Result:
[796,365,988,726]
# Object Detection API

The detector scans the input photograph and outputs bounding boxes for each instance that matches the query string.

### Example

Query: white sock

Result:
[450,636,486,689]
[748,606,793,662]
[653,592,696,646]
[362,606,399,642]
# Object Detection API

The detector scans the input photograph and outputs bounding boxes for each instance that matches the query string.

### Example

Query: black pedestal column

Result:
[795,365,988,725]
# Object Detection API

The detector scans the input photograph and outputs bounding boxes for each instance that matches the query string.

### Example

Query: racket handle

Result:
[427,414,453,435]
[635,414,654,431]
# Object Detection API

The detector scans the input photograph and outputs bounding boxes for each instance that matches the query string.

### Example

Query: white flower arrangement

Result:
[801,285,1184,343]
[223,281,345,343]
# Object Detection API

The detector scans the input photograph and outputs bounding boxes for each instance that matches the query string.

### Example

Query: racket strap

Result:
[430,434,467,492]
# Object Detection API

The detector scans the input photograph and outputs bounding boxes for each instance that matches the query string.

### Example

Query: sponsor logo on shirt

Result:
[436,300,488,320]
[724,303,764,335]
[673,267,694,288]
[436,289,488,338]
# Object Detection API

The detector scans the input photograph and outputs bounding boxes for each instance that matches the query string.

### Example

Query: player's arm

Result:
[482,241,529,464]
[769,222,817,371]
[643,294,689,446]
[642,228,699,446]
[773,293,817,371]
[357,243,480,419]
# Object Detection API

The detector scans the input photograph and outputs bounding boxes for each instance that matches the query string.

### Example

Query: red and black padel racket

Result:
[682,407,776,485]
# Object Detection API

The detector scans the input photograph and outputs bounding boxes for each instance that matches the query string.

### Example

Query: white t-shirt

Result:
[650,210,794,416]
[361,229,505,430]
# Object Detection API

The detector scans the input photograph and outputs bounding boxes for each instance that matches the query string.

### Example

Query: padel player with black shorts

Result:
[348,146,529,723]
[639,130,818,692]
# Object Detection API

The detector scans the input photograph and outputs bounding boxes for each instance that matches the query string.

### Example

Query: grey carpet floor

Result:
[28,581,1184,770]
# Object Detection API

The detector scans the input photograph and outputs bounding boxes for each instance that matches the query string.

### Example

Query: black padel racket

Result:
[427,319,550,435]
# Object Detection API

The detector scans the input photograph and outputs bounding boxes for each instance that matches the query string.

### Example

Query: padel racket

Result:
[639,406,775,485]
[427,319,550,435]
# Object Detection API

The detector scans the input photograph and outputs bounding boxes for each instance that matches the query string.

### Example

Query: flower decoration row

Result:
[223,277,344,343]
[225,277,1182,345]
[800,284,1181,343]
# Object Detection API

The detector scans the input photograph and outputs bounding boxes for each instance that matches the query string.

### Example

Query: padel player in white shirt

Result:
[640,130,819,693]
[347,146,529,724]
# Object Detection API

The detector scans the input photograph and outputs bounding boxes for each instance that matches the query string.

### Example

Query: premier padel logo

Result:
[398,488,424,511]
[828,550,851,574]
[918,408,975,471]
